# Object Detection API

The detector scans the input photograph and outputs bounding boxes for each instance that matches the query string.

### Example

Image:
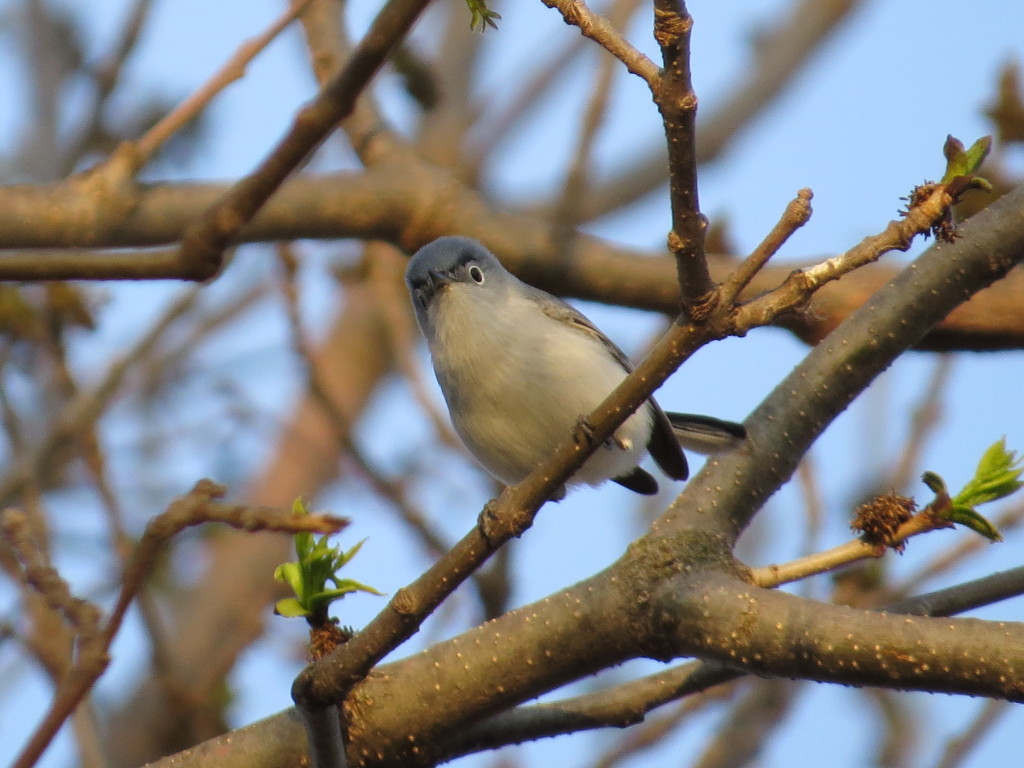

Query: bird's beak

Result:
[428,269,456,287]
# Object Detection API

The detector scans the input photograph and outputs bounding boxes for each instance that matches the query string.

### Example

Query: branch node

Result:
[390,587,417,616]
[685,287,719,323]
[653,6,690,49]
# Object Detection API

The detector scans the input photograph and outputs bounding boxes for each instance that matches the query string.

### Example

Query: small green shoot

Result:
[922,438,1022,542]
[274,498,382,627]
[941,134,993,191]
[466,0,501,31]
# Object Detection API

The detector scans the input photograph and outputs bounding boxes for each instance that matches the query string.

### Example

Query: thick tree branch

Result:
[660,182,1024,544]
[439,565,1024,761]
[140,563,1024,768]
[0,172,1019,349]
[654,571,1024,701]
[0,247,187,280]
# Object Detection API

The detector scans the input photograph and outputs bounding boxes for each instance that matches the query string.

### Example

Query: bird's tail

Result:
[666,412,746,455]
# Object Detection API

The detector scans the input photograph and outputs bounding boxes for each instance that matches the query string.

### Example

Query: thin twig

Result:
[3,507,102,768]
[865,689,918,768]
[540,0,715,312]
[895,502,1024,595]
[934,699,1011,768]
[78,409,183,712]
[794,454,825,597]
[361,241,460,448]
[127,0,318,172]
[0,287,202,508]
[467,33,589,167]
[552,0,644,235]
[539,0,659,88]
[691,680,797,768]
[61,0,154,173]
[719,188,813,306]
[176,0,434,280]
[593,691,731,768]
[296,0,406,161]
[732,184,955,331]
[578,0,863,221]
[751,506,948,589]
[274,244,453,559]
[136,278,269,401]
[652,0,714,313]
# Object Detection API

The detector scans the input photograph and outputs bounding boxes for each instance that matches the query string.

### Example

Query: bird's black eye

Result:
[468,264,485,284]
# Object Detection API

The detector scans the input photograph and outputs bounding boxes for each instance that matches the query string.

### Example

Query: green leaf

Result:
[274,597,309,618]
[963,136,993,174]
[953,438,1024,509]
[924,439,1021,543]
[273,498,382,625]
[328,578,385,597]
[940,134,992,185]
[946,505,1004,542]
[273,562,305,598]
[336,538,368,569]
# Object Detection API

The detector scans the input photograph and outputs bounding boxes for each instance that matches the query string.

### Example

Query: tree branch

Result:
[0,172,1019,349]
[576,0,864,220]
[139,564,1024,768]
[175,0,434,279]
[442,564,1024,761]
[654,571,1024,701]
[667,182,1024,544]
[652,0,714,311]
[539,0,659,88]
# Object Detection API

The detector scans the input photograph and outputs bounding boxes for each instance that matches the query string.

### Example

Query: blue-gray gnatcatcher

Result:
[405,236,745,497]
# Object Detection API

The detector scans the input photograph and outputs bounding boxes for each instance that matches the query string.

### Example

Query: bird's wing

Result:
[530,290,688,481]
[531,290,633,369]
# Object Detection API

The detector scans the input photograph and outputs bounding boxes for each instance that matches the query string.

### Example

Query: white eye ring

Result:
[468,265,485,284]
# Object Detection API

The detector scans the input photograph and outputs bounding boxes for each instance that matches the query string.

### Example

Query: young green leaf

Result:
[274,597,308,619]
[923,439,1021,543]
[945,505,1003,541]
[953,438,1023,510]
[273,499,382,624]
[940,134,993,190]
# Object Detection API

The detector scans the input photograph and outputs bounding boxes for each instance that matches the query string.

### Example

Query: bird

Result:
[405,236,745,497]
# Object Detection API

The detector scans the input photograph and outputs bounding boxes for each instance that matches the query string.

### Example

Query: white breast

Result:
[427,284,651,488]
